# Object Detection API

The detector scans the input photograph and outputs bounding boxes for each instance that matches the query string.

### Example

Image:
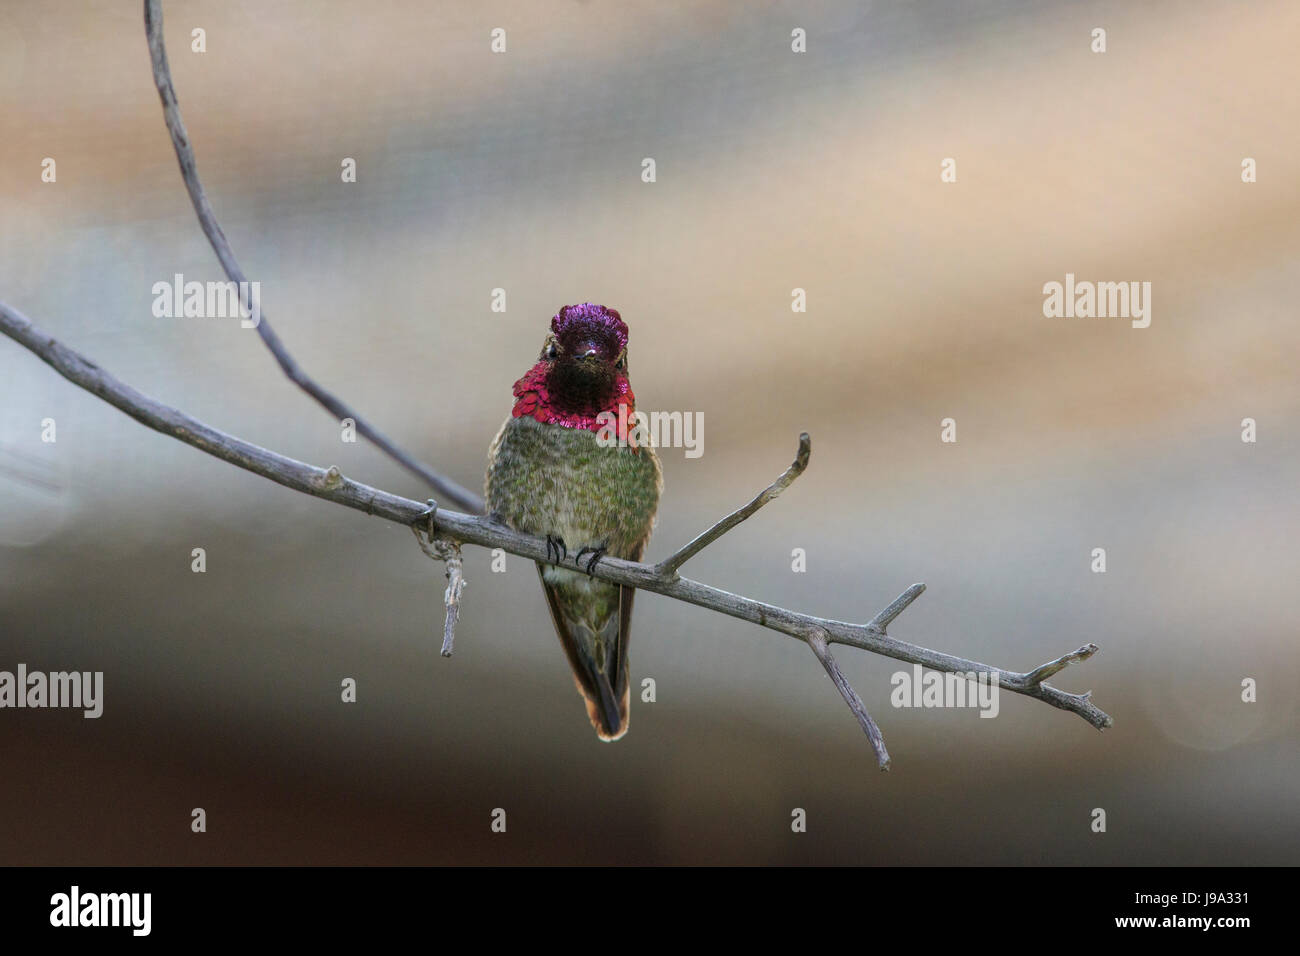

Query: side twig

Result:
[411,505,466,657]
[143,0,483,514]
[654,433,811,578]
[806,628,891,770]
[439,543,465,658]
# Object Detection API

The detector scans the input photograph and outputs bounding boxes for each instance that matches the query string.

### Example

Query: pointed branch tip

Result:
[1023,642,1101,687]
[794,432,811,472]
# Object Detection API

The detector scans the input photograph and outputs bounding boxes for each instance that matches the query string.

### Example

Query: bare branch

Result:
[142,0,483,514]
[0,301,1113,748]
[654,432,811,578]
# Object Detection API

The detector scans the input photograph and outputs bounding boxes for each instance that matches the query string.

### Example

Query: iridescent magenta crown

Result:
[551,303,628,352]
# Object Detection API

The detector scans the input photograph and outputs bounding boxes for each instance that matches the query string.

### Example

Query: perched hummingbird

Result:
[485,304,662,741]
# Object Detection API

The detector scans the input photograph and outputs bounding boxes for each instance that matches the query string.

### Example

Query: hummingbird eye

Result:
[545,342,558,360]
[615,357,625,370]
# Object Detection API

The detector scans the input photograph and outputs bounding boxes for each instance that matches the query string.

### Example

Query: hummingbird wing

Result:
[535,565,635,741]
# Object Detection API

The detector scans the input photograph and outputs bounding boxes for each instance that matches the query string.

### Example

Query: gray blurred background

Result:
[1,0,1297,864]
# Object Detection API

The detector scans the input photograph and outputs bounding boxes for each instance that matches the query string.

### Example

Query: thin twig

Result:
[1022,643,1099,687]
[410,510,466,657]
[655,432,811,578]
[806,628,891,770]
[142,0,483,514]
[0,300,1113,742]
[439,543,465,657]
[868,583,926,633]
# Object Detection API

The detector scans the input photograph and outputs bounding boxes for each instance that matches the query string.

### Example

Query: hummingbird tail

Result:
[583,669,630,742]
[536,565,634,741]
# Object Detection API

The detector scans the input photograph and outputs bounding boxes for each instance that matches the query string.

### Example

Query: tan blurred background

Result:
[1,0,1297,864]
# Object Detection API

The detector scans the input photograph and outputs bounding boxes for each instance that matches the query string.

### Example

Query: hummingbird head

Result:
[511,304,635,430]
[547,302,627,369]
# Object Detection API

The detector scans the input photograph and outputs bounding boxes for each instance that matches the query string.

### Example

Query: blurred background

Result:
[1,0,1297,864]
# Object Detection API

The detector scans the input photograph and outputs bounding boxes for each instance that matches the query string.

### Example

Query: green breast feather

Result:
[485,415,662,560]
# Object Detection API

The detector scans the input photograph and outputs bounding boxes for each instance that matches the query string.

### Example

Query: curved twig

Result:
[143,0,482,513]
[654,433,811,578]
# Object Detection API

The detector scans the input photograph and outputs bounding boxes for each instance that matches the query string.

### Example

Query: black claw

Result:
[546,535,567,564]
[576,546,607,577]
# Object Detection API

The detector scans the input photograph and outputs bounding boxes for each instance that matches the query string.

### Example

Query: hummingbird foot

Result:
[575,545,607,577]
[546,535,568,565]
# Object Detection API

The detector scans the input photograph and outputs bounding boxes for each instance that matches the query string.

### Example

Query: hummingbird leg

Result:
[546,535,568,565]
[575,545,608,577]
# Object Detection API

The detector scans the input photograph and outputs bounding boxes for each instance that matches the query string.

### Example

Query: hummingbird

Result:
[485,304,662,741]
